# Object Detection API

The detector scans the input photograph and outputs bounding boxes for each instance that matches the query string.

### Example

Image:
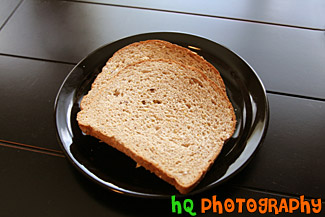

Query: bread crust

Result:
[78,122,200,194]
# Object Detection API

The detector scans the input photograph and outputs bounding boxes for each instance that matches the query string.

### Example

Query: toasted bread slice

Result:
[77,59,236,194]
[92,40,226,93]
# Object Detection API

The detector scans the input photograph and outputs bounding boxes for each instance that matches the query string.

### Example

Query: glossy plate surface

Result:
[55,32,269,198]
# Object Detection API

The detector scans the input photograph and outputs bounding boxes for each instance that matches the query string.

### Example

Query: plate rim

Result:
[54,31,269,198]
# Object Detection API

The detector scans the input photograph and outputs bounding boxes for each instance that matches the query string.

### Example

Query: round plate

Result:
[55,32,269,198]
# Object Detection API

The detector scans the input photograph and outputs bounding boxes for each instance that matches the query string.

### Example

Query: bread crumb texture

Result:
[77,43,236,194]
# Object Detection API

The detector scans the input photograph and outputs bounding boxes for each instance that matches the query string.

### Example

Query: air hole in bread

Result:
[189,77,203,88]
[141,100,146,105]
[148,88,156,93]
[181,143,192,147]
[113,89,120,96]
[153,99,162,104]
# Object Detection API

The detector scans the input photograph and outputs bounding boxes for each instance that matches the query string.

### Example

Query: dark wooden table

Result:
[1,0,324,216]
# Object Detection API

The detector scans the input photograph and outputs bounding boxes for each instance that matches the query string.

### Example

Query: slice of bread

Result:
[92,40,226,93]
[77,59,236,194]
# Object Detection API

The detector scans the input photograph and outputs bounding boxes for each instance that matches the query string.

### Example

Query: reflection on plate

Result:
[54,32,269,198]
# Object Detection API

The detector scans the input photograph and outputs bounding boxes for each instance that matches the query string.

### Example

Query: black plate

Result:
[55,32,269,198]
